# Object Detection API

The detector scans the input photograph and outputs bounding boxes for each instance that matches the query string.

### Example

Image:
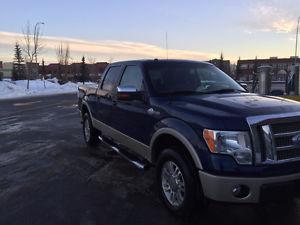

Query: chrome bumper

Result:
[199,171,300,203]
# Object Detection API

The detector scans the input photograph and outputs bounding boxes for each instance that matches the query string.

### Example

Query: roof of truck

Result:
[109,59,212,66]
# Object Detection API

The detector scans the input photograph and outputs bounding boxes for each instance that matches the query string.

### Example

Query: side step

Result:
[98,136,149,170]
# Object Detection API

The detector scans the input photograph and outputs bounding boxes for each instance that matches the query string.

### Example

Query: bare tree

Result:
[87,56,96,64]
[22,21,44,89]
[56,42,71,81]
[107,57,114,64]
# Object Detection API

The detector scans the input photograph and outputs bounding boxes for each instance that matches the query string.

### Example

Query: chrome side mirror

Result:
[116,86,142,101]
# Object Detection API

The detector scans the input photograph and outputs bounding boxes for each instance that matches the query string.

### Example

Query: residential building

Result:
[208,59,231,75]
[237,57,300,81]
[1,62,14,79]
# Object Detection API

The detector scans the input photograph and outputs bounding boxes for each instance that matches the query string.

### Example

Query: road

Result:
[0,94,299,225]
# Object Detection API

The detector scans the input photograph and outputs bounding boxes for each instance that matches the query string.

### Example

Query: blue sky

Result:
[0,0,299,63]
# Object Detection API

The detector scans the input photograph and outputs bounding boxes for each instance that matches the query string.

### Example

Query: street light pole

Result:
[34,21,45,64]
[294,17,300,65]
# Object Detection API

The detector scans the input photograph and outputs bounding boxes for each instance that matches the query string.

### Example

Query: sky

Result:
[0,0,300,64]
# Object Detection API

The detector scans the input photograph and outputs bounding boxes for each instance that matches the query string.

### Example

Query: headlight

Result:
[203,129,252,165]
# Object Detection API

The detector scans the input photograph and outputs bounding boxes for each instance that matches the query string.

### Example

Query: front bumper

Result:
[199,171,300,203]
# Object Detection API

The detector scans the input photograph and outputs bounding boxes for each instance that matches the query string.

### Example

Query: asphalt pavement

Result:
[0,94,299,225]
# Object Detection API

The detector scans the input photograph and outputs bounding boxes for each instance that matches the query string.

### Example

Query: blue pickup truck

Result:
[78,59,300,215]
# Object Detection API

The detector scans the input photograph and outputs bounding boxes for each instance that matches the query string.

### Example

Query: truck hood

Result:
[166,93,300,130]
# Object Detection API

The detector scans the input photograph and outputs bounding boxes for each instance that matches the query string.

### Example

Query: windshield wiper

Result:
[205,89,246,94]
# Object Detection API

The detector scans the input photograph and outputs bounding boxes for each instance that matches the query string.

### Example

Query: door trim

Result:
[92,117,151,161]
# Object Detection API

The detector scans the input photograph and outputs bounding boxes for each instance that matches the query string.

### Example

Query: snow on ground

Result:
[0,79,97,100]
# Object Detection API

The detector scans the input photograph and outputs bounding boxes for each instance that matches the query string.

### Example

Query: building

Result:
[41,62,109,81]
[0,62,14,79]
[0,61,2,79]
[208,59,231,75]
[237,57,300,81]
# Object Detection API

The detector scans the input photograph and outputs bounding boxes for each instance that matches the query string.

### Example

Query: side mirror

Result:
[116,86,143,101]
[239,82,248,91]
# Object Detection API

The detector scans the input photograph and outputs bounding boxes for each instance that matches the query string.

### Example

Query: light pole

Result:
[294,17,300,65]
[34,22,45,86]
[34,21,45,63]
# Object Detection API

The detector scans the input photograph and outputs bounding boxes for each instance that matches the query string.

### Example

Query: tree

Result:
[219,52,224,72]
[22,22,44,89]
[80,56,89,84]
[56,42,71,81]
[252,56,259,92]
[12,42,25,80]
[236,56,241,80]
[41,59,46,88]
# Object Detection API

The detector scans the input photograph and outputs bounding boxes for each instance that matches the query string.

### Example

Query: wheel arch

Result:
[150,128,203,170]
[81,101,92,120]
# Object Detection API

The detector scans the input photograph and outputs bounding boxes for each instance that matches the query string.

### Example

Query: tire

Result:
[82,113,99,147]
[156,148,204,216]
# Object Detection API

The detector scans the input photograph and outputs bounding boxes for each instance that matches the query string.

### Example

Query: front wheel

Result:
[82,113,99,147]
[156,148,203,216]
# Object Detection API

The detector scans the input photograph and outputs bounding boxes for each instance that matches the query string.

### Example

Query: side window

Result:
[120,66,143,91]
[102,66,121,91]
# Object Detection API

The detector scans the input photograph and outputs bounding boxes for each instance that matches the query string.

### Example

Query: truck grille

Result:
[261,122,300,162]
[271,122,300,161]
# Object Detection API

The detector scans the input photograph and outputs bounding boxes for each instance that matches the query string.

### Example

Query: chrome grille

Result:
[271,123,300,161]
[247,112,300,164]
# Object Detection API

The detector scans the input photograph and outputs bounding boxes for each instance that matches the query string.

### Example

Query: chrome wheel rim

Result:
[84,118,90,141]
[161,161,185,207]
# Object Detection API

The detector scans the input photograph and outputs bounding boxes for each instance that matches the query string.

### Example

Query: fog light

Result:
[232,185,250,198]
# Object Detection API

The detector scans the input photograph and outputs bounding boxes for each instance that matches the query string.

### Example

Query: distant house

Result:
[41,62,109,81]
[0,61,3,79]
[25,62,39,79]
[0,62,14,79]
[208,59,231,76]
[237,57,300,81]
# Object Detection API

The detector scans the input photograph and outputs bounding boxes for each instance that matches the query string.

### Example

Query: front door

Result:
[110,65,159,157]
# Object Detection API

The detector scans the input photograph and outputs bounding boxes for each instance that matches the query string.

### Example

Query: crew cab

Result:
[78,59,300,215]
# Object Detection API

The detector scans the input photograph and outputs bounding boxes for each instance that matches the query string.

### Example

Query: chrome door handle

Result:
[147,108,160,116]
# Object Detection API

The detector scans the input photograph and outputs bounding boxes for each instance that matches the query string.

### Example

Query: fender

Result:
[81,100,93,119]
[150,118,206,170]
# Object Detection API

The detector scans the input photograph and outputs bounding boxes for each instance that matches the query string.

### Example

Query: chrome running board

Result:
[98,136,149,170]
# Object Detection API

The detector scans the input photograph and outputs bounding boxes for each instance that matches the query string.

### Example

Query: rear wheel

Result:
[156,148,203,216]
[82,113,99,147]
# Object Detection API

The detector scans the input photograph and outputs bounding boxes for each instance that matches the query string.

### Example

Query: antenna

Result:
[165,32,169,59]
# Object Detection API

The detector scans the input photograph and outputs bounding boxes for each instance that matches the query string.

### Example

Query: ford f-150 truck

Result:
[78,59,300,215]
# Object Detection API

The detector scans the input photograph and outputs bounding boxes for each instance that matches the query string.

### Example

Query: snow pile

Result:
[0,79,96,99]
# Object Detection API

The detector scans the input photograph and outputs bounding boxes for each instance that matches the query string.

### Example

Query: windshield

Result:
[145,61,245,95]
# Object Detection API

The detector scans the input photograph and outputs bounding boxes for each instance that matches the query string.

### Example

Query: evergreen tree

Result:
[236,56,241,80]
[80,56,89,84]
[12,42,25,80]
[219,52,224,72]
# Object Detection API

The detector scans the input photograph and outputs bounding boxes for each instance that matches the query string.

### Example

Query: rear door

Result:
[94,65,122,126]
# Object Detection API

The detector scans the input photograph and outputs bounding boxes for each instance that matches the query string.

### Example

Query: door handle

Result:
[147,108,160,116]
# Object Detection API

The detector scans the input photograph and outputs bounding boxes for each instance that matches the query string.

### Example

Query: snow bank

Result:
[0,79,96,100]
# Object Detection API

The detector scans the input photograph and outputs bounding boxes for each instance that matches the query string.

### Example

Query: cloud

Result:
[0,31,217,63]
[245,1,298,33]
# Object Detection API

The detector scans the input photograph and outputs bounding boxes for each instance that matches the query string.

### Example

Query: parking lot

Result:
[0,94,300,225]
